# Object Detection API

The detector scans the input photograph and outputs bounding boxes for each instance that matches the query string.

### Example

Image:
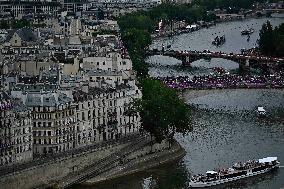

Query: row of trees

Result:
[258,21,284,57]
[118,3,214,75]
[192,0,266,12]
[118,4,193,142]
[0,19,31,29]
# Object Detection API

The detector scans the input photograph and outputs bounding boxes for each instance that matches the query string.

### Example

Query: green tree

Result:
[118,4,194,142]
[258,21,284,57]
[140,78,191,142]
[258,21,275,56]
[273,24,284,57]
[120,28,151,76]
[0,20,9,29]
[11,19,30,29]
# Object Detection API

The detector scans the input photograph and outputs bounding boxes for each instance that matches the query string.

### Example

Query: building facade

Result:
[0,90,33,166]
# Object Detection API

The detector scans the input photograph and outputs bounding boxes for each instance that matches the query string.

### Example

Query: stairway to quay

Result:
[0,133,184,189]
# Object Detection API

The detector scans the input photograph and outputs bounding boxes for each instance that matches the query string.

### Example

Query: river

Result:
[73,16,284,189]
[147,14,284,78]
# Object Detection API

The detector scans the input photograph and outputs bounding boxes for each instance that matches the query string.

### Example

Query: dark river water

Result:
[147,14,284,78]
[74,15,284,189]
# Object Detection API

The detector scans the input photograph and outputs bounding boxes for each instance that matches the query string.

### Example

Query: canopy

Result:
[257,107,265,112]
[186,24,198,29]
[206,171,218,174]
[259,157,277,163]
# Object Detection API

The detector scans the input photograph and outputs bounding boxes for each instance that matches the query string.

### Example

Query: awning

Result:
[257,107,265,112]
[206,171,218,174]
[259,157,277,163]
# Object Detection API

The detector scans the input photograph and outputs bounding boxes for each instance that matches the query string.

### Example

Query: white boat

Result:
[189,157,280,188]
[241,28,254,35]
[257,106,266,116]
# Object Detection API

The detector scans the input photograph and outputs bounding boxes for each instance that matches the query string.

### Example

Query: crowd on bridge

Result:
[152,49,284,63]
[156,70,284,90]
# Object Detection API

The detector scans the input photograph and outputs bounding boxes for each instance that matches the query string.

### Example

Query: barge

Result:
[189,157,280,188]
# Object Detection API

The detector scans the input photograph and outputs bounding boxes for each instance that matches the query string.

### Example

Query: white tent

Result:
[257,107,266,112]
[258,157,277,163]
[186,24,198,29]
[206,171,218,174]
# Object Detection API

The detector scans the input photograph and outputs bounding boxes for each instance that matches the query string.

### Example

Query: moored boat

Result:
[212,35,226,46]
[257,106,266,116]
[189,157,280,188]
[241,28,254,35]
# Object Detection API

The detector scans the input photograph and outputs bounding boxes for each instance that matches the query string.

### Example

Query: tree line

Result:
[258,21,284,57]
[118,4,194,142]
[0,19,30,29]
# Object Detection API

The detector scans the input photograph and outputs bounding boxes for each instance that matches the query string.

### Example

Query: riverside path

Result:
[53,134,151,188]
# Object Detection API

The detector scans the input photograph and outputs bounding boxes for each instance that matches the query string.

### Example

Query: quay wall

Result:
[83,140,184,185]
[0,143,129,189]
[0,136,178,189]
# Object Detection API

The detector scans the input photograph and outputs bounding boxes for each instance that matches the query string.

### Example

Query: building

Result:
[0,0,60,18]
[0,90,33,166]
[6,28,38,47]
[73,83,142,146]
[11,80,77,156]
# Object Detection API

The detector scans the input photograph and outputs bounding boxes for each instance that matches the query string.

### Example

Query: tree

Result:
[258,21,275,56]
[11,19,30,29]
[140,78,191,143]
[0,20,9,29]
[258,21,284,57]
[118,4,193,143]
[120,28,151,76]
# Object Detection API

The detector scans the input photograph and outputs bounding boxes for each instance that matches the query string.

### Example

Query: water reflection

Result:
[148,15,284,78]
[74,89,284,189]
[73,161,189,189]
[147,57,239,78]
[72,16,284,189]
[176,106,284,189]
[187,89,284,113]
[151,16,284,54]
[190,58,239,70]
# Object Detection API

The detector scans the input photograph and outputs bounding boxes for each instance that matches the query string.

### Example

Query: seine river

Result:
[75,15,284,189]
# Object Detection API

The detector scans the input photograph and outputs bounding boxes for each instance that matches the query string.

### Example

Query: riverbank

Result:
[81,139,185,186]
[151,14,269,41]
[157,72,284,91]
[181,88,284,101]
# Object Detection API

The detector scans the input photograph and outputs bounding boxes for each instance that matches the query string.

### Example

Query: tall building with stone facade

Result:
[12,88,77,155]
[0,90,33,166]
[73,82,141,147]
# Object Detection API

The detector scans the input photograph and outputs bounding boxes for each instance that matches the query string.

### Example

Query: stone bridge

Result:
[264,8,284,14]
[147,49,284,68]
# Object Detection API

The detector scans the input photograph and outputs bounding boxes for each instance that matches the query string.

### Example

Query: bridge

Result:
[147,49,284,68]
[264,8,284,14]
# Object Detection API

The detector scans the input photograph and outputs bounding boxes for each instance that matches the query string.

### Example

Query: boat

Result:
[212,35,225,46]
[257,106,266,116]
[189,157,280,188]
[241,28,254,35]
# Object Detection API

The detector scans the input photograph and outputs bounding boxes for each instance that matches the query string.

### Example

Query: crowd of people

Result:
[156,70,284,90]
[233,160,261,170]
